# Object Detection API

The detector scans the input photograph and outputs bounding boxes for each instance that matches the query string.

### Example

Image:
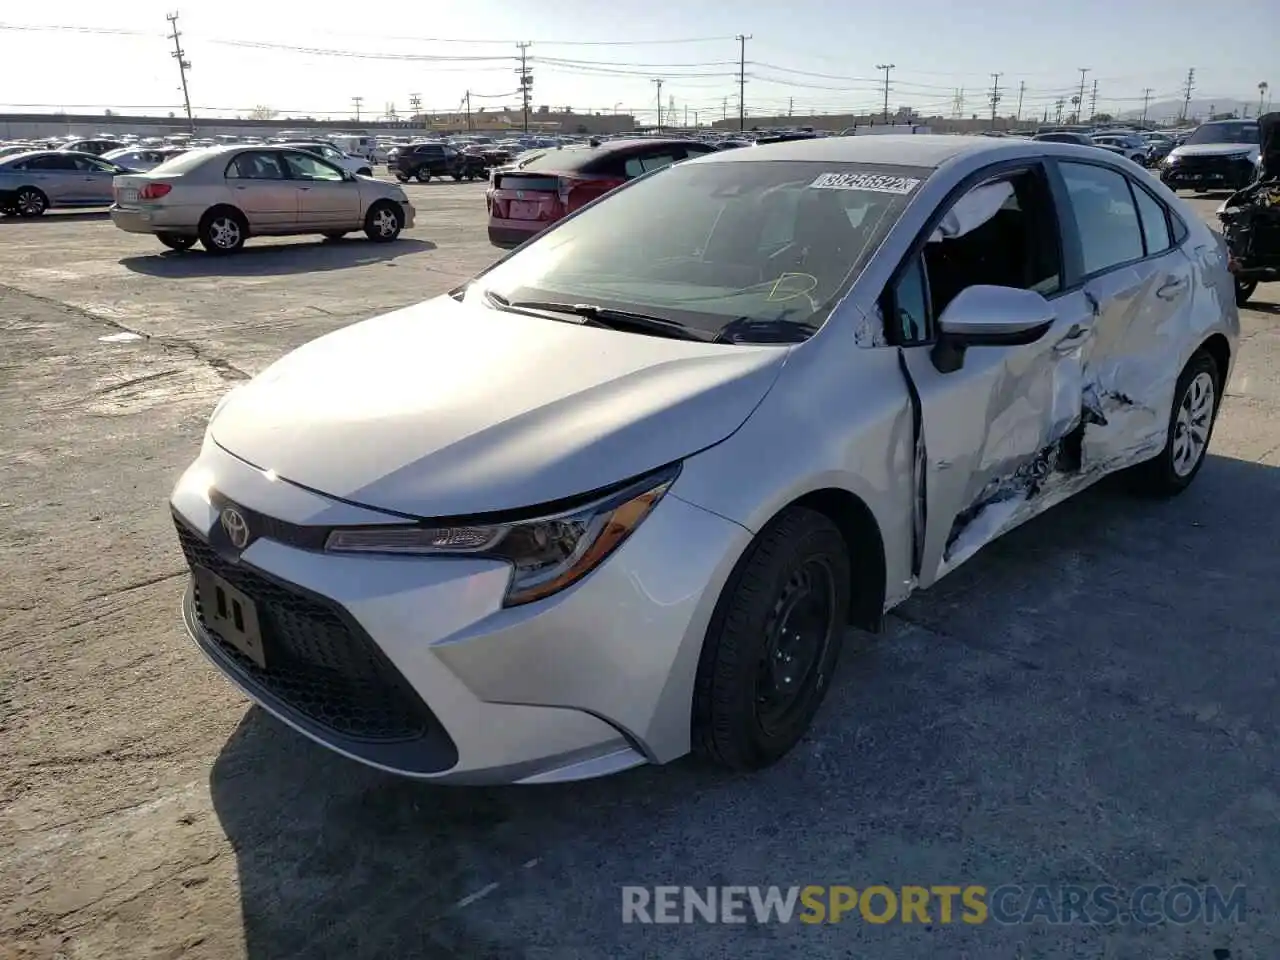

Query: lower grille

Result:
[176,519,434,743]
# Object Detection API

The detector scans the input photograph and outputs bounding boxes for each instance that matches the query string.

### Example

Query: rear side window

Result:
[226,152,285,180]
[1130,183,1173,255]
[1059,161,1144,275]
[623,153,678,178]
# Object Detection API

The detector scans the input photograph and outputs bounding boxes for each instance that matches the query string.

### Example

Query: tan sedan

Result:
[110,145,415,254]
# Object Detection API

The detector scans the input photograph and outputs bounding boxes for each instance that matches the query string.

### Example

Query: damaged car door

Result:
[1055,160,1196,468]
[886,162,1098,584]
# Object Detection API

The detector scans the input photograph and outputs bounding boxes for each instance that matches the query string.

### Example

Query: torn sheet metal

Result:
[929,181,1014,243]
[853,304,890,348]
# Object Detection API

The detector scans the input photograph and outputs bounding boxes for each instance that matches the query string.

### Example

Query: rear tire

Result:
[414,168,431,183]
[322,231,348,241]
[15,187,47,217]
[394,173,409,183]
[157,232,195,251]
[198,208,247,254]
[363,200,403,242]
[1128,350,1221,498]
[692,507,851,771]
[1235,278,1257,306]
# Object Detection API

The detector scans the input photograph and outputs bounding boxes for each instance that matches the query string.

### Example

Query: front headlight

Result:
[325,464,679,606]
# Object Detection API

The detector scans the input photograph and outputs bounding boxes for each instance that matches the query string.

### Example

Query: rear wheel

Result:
[157,232,195,251]
[394,173,409,183]
[1129,350,1221,497]
[322,231,348,241]
[693,507,851,771]
[198,208,247,254]
[363,200,403,242]
[15,187,47,217]
[414,168,431,183]
[1235,278,1258,306]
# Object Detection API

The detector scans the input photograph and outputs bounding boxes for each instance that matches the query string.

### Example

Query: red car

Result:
[485,138,716,248]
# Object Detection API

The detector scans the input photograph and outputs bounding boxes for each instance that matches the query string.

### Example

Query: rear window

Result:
[511,146,604,173]
[150,148,216,175]
[475,159,932,342]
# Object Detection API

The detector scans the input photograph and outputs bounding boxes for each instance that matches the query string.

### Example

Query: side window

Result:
[922,168,1062,319]
[226,152,285,180]
[1131,182,1172,255]
[624,153,677,178]
[72,156,116,172]
[891,255,931,344]
[33,154,76,171]
[1059,162,1145,275]
[283,152,344,181]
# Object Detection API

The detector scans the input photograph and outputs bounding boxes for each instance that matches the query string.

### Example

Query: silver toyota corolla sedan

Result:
[110,145,414,254]
[171,136,1238,785]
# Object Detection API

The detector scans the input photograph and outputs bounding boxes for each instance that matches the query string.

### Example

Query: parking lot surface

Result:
[2,186,1279,959]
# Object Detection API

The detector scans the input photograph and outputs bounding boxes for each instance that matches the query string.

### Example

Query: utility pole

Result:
[1076,67,1090,124]
[1055,98,1065,125]
[465,91,472,132]
[989,72,1003,130]
[516,42,533,134]
[165,12,195,135]
[685,104,689,127]
[954,87,965,119]
[1089,79,1098,121]
[408,93,422,124]
[875,63,895,122]
[736,34,751,131]
[1016,80,1025,122]
[722,97,728,122]
[351,96,363,122]
[788,96,794,117]
[1259,81,1268,117]
[1140,88,1153,127]
[652,78,664,132]
[1180,67,1195,122]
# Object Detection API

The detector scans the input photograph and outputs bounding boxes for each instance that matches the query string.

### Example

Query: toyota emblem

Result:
[220,506,251,550]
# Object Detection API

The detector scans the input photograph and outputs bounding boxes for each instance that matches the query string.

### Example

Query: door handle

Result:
[297,186,312,191]
[1053,324,1089,352]
[1156,277,1187,300]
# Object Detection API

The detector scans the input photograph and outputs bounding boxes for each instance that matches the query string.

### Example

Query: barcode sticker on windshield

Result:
[809,172,922,194]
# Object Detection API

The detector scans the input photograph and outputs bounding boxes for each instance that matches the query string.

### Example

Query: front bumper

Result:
[399,202,416,229]
[1161,157,1256,189]
[487,218,546,249]
[171,440,751,783]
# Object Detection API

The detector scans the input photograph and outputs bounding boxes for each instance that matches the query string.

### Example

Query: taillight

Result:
[138,182,172,201]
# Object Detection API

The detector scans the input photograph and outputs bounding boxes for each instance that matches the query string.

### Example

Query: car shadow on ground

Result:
[210,452,1280,958]
[0,209,112,224]
[118,237,437,278]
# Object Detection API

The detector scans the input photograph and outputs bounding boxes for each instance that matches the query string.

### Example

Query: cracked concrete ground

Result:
[1,186,1279,960]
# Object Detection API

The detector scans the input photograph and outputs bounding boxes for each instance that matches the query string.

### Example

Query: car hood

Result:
[209,296,788,517]
[1169,143,1260,160]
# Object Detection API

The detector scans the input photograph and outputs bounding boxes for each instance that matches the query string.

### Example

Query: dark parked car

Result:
[485,137,717,248]
[391,142,487,183]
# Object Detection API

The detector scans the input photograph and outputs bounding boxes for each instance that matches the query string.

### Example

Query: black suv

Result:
[391,142,487,183]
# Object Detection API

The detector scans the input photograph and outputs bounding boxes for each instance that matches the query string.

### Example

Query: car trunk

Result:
[112,173,177,208]
[488,169,625,222]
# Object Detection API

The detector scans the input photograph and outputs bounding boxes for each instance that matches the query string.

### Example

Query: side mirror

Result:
[931,285,1055,374]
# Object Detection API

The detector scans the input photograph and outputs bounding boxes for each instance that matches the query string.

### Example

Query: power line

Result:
[876,64,895,122]
[165,12,194,135]
[736,34,752,130]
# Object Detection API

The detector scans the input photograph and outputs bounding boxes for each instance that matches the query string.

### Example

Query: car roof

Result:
[697,134,1025,167]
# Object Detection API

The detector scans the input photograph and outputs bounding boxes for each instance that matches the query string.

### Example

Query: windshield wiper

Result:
[501,298,715,342]
[713,315,819,345]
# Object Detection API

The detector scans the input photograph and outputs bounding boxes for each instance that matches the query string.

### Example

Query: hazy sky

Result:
[0,0,1273,122]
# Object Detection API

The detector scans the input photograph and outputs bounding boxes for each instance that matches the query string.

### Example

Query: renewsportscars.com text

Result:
[621,884,1246,925]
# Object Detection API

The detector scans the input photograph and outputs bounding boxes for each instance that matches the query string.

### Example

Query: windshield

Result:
[1185,122,1259,146]
[473,159,930,342]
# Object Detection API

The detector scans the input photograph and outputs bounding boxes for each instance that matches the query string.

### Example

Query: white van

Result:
[329,134,378,160]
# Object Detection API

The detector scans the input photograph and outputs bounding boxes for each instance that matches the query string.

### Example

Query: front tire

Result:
[157,232,195,251]
[322,231,348,241]
[394,173,409,183]
[1235,278,1257,306]
[363,200,403,242]
[15,187,47,217]
[198,208,247,254]
[1129,350,1221,497]
[414,168,431,183]
[693,507,851,771]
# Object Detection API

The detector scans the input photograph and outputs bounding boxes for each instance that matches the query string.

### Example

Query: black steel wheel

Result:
[693,506,851,770]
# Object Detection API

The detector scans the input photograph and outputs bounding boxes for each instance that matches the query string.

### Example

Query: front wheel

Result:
[414,168,431,183]
[322,231,348,241]
[14,187,47,217]
[363,200,403,242]
[693,507,851,771]
[157,232,195,251]
[1129,350,1221,497]
[394,173,409,183]
[1235,278,1258,306]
